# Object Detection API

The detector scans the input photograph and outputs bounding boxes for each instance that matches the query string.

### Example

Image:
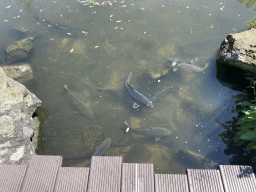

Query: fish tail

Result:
[126,72,133,85]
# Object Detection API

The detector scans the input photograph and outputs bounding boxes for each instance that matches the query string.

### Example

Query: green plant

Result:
[218,72,256,171]
[247,17,256,28]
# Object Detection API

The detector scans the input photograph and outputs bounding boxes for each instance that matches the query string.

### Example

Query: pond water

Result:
[0,0,255,173]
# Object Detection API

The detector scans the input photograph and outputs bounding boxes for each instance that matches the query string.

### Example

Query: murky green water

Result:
[0,0,255,173]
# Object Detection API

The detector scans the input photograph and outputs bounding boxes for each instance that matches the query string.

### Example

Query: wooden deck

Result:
[0,155,256,192]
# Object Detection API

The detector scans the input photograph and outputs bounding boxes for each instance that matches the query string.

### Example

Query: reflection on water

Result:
[1,0,255,173]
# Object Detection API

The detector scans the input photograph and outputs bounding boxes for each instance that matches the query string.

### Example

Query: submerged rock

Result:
[2,63,33,84]
[217,28,256,72]
[0,67,41,164]
[6,37,34,64]
[147,65,169,79]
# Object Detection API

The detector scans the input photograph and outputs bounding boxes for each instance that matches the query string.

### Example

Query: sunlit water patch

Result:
[0,0,255,173]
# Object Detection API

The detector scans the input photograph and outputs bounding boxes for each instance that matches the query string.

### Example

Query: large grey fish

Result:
[168,58,209,73]
[85,138,111,167]
[124,121,172,141]
[125,72,153,108]
[63,84,95,118]
[93,138,111,156]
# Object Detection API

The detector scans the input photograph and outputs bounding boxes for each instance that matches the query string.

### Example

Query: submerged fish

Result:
[124,121,172,141]
[125,72,153,108]
[86,138,111,167]
[168,58,209,73]
[93,138,111,156]
[63,84,95,118]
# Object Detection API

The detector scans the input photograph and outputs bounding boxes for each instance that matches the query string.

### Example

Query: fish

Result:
[63,84,95,119]
[124,121,172,141]
[97,88,123,101]
[168,58,209,73]
[125,72,153,108]
[92,138,111,156]
[86,138,111,167]
[33,16,80,37]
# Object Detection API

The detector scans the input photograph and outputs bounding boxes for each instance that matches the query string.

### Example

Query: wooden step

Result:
[187,169,224,192]
[54,167,90,192]
[87,156,122,192]
[155,174,189,192]
[0,164,27,192]
[20,155,63,192]
[219,165,256,192]
[122,163,154,192]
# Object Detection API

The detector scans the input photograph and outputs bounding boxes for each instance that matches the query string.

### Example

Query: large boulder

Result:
[217,28,256,72]
[2,63,33,84]
[6,37,34,64]
[0,67,41,164]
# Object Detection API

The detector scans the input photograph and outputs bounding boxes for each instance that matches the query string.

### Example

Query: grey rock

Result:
[0,67,41,164]
[2,63,33,84]
[6,37,34,64]
[218,28,256,72]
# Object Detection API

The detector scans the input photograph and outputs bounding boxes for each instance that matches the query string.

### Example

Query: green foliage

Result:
[218,72,256,171]
[247,17,256,28]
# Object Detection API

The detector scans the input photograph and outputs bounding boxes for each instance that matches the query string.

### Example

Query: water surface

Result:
[1,0,255,173]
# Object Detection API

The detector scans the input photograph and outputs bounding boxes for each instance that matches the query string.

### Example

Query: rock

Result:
[0,67,41,164]
[6,37,34,64]
[147,64,169,79]
[2,63,33,84]
[12,21,28,33]
[217,28,256,72]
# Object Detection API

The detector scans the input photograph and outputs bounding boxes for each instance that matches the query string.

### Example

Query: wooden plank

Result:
[54,167,90,192]
[87,156,122,192]
[122,163,154,192]
[20,155,63,192]
[0,164,27,192]
[155,174,189,192]
[187,169,225,192]
[219,165,256,192]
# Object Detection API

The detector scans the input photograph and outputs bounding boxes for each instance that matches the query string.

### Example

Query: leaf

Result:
[246,142,256,151]
[237,120,256,129]
[240,131,256,141]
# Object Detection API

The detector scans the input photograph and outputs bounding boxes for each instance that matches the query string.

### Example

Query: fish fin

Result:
[204,62,209,70]
[155,137,161,142]
[124,121,129,127]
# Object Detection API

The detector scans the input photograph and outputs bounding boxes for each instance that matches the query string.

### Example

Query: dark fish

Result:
[125,72,153,108]
[63,84,95,118]
[93,138,111,156]
[124,121,171,141]
[33,16,80,37]
[86,138,111,167]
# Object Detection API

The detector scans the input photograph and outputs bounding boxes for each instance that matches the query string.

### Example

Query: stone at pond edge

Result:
[217,28,256,72]
[6,37,34,64]
[2,63,33,84]
[0,67,41,164]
